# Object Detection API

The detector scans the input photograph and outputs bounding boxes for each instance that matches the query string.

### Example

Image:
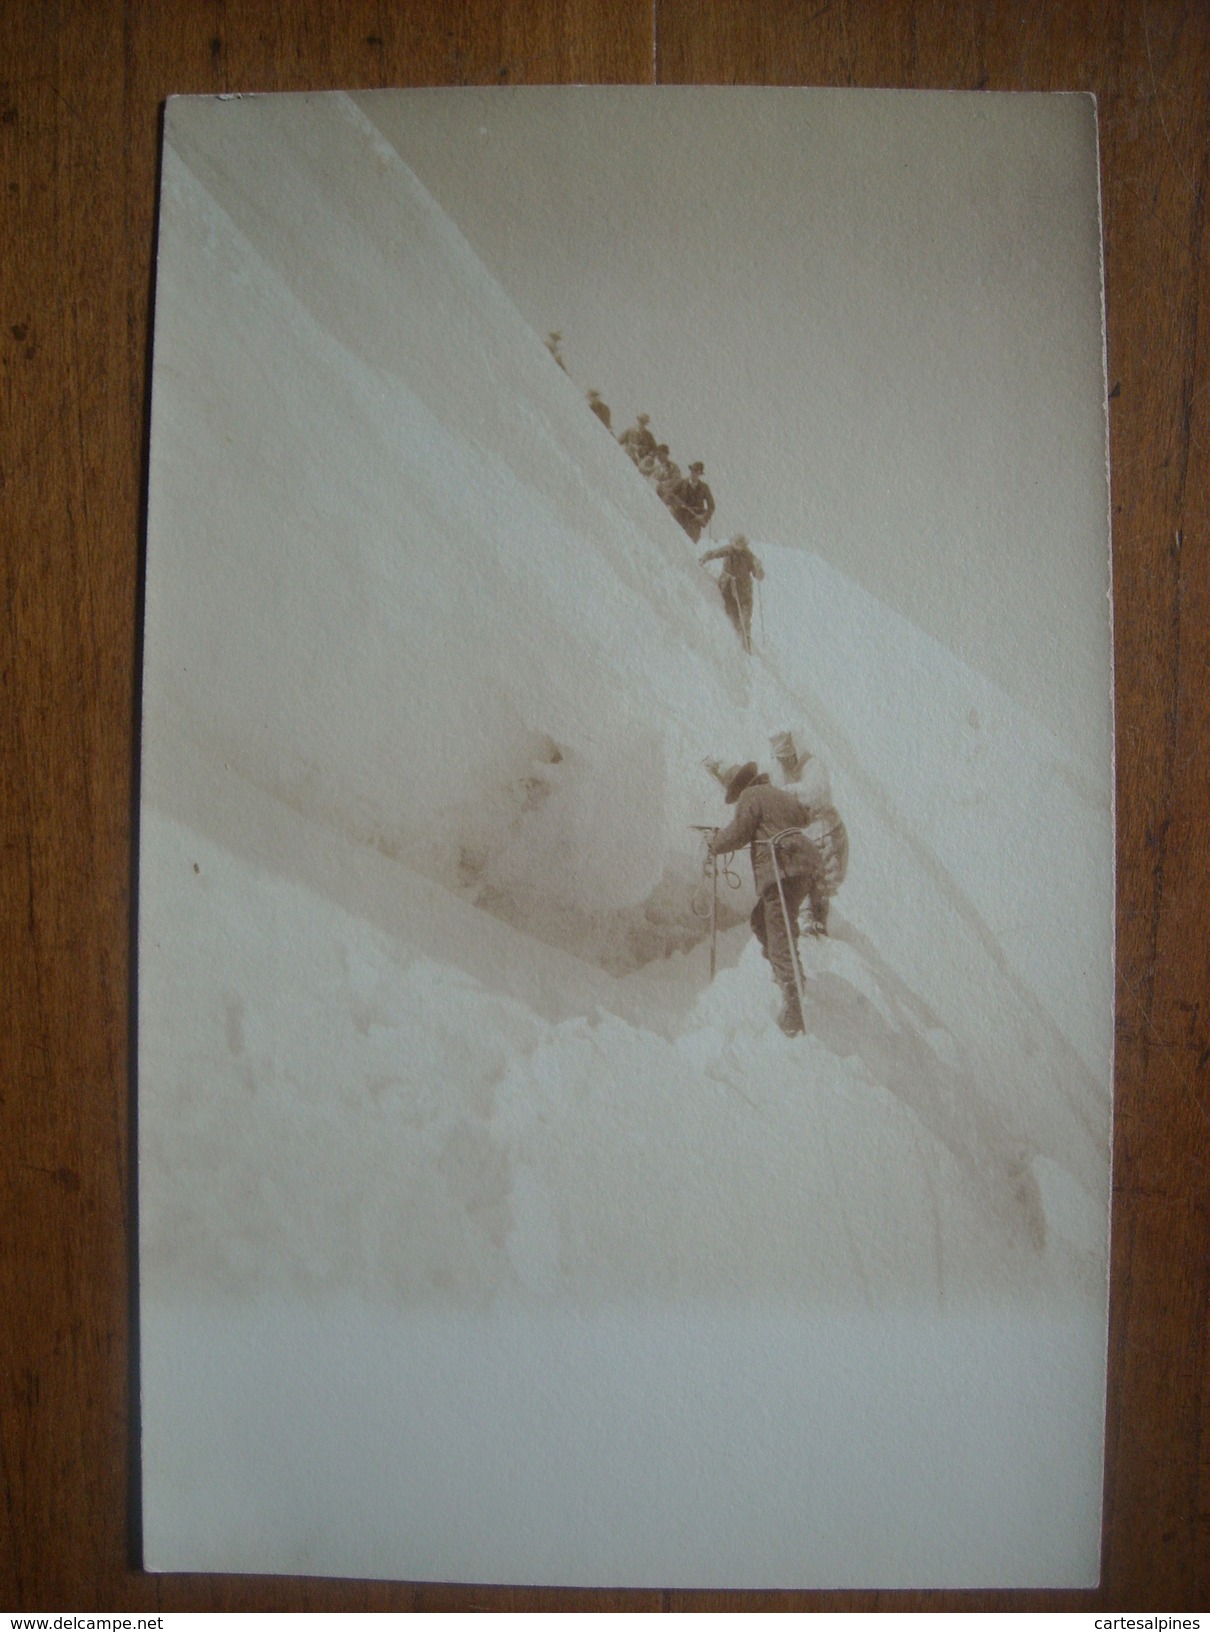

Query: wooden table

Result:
[3,0,1207,1610]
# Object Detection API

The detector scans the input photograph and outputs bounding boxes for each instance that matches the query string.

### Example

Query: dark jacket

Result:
[676,476,711,522]
[700,541,764,588]
[710,780,818,894]
[671,476,715,530]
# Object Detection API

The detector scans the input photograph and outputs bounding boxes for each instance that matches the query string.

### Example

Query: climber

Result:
[708,761,823,1036]
[618,412,657,463]
[769,730,849,935]
[637,442,675,484]
[700,535,764,652]
[586,389,612,429]
[667,462,715,543]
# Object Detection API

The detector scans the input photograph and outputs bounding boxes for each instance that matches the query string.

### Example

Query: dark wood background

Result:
[3,0,1207,1611]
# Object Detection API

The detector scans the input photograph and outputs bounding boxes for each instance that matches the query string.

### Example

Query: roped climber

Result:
[638,443,676,485]
[769,730,849,935]
[708,761,823,1036]
[668,462,715,543]
[618,413,657,463]
[700,535,764,652]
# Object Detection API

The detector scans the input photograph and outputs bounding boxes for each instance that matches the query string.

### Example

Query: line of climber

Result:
[613,410,716,545]
[547,334,847,1041]
[547,338,761,656]
[613,407,762,654]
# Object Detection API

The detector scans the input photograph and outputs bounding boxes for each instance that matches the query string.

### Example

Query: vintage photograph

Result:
[137,87,1114,1585]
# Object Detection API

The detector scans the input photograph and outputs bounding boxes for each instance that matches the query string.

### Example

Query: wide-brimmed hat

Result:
[724,761,760,804]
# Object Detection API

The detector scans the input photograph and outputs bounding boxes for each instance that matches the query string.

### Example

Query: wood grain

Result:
[2,0,1206,1609]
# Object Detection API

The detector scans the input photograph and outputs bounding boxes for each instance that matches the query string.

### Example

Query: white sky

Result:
[357,86,1111,760]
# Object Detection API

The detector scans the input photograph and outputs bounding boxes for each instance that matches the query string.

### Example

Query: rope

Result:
[759,834,808,1022]
[691,830,743,984]
[690,831,741,916]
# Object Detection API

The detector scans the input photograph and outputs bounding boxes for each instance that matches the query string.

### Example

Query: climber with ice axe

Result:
[705,761,822,1036]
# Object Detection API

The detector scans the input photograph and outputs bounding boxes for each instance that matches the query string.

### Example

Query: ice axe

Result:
[690,825,721,980]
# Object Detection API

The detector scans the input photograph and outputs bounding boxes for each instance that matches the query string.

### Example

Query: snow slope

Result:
[146,94,761,963]
[139,92,1113,1585]
[754,544,1112,1077]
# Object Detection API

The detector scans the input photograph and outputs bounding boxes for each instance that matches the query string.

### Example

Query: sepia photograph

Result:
[137,86,1115,1587]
